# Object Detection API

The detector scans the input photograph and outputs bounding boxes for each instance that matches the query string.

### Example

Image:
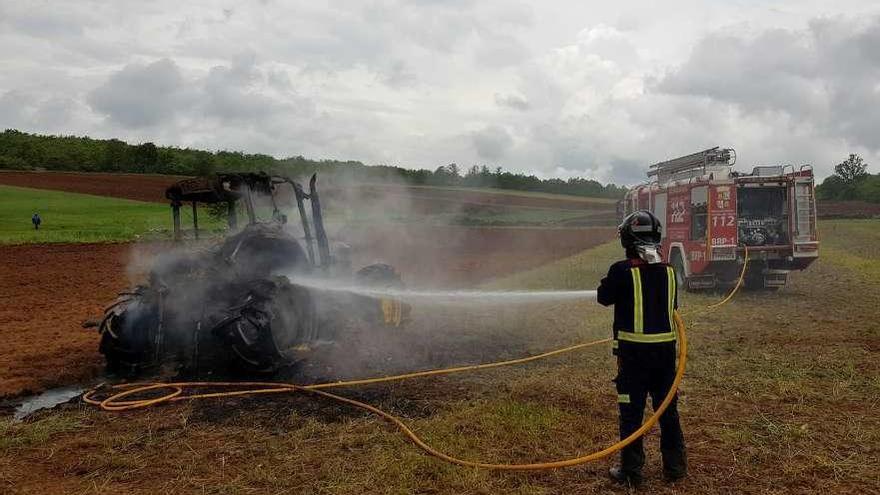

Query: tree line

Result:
[0,129,627,199]
[816,154,879,203]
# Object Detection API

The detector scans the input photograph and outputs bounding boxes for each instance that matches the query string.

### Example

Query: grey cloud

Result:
[267,67,292,91]
[87,53,303,129]
[472,125,513,161]
[407,0,476,6]
[0,90,36,129]
[494,93,530,110]
[575,24,640,69]
[201,53,316,125]
[32,97,78,130]
[88,58,189,128]
[474,32,530,68]
[381,61,418,88]
[202,53,273,122]
[0,91,83,134]
[548,134,598,172]
[204,68,280,123]
[656,16,880,151]
[0,3,90,38]
[607,157,646,185]
[656,30,821,115]
[357,1,527,66]
[490,2,534,27]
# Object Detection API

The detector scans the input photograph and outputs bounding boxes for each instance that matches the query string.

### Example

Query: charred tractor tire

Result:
[98,288,160,375]
[211,279,316,373]
[219,223,310,277]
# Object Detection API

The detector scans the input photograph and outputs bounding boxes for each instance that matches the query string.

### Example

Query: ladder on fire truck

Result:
[648,147,735,183]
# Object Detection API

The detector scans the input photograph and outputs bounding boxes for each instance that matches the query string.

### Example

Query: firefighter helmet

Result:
[619,210,662,249]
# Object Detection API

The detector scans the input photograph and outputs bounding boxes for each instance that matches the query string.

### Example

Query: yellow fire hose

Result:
[706,246,749,310]
[83,336,612,410]
[82,315,683,470]
[82,250,749,470]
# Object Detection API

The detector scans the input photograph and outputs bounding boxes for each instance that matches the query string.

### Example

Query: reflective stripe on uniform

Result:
[617,330,677,343]
[612,340,619,349]
[667,265,676,332]
[617,394,631,404]
[630,268,643,333]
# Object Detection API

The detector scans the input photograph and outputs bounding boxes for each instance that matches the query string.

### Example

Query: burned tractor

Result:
[97,173,407,375]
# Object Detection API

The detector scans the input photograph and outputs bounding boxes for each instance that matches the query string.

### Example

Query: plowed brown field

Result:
[0,243,130,397]
[0,171,185,203]
[343,225,614,287]
[347,184,615,210]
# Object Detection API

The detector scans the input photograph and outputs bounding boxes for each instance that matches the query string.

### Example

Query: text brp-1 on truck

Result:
[622,147,819,290]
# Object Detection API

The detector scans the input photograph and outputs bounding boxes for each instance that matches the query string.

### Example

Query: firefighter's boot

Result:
[662,446,688,481]
[609,466,643,487]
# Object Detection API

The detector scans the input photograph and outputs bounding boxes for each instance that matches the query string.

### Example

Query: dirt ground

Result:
[0,171,186,203]
[342,224,614,288]
[0,225,613,399]
[345,184,615,210]
[2,230,877,494]
[816,200,880,218]
[0,243,130,397]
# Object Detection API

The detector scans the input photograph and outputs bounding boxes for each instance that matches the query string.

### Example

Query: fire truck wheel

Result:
[743,263,774,291]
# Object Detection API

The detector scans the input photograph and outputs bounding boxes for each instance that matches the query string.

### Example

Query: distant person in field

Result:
[597,209,687,486]
[32,212,41,230]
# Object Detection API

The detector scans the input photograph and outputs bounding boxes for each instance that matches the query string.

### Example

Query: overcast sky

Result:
[1,1,878,184]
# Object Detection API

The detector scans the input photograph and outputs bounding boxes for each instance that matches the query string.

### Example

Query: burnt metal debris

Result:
[97,173,408,375]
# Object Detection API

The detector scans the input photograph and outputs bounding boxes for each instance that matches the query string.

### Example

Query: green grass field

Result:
[816,219,880,281]
[0,185,223,244]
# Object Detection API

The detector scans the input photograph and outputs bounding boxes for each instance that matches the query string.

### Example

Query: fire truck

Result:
[622,147,819,290]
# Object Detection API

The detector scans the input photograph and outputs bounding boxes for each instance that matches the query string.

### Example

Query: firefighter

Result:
[597,209,687,486]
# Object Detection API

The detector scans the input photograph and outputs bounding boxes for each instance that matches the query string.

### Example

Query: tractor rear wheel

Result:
[98,289,160,375]
[213,280,316,373]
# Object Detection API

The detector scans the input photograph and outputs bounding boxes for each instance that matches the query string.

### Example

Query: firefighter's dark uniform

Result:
[597,256,687,480]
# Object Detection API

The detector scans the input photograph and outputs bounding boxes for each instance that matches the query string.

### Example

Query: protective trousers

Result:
[614,343,687,478]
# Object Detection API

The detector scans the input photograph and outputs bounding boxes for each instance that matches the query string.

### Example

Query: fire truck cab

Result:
[623,147,819,290]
